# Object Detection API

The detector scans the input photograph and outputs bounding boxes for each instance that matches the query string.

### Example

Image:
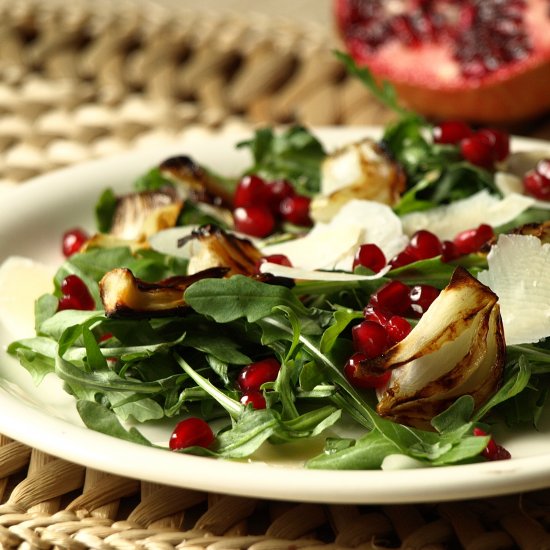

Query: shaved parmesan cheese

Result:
[0,256,54,339]
[495,171,550,210]
[259,262,390,281]
[401,190,534,240]
[262,200,407,271]
[478,234,550,345]
[262,223,363,271]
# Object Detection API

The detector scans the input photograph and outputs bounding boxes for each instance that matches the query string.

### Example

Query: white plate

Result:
[1,127,550,505]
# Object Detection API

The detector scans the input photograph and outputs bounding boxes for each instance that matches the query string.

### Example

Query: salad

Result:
[4,57,550,471]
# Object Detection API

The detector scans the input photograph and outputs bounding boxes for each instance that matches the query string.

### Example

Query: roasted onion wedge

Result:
[110,188,182,241]
[311,138,405,222]
[159,155,234,209]
[182,224,263,277]
[359,268,505,429]
[100,266,228,317]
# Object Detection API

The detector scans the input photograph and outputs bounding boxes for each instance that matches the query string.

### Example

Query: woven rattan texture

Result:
[1,1,550,548]
[0,440,548,549]
[0,0,399,192]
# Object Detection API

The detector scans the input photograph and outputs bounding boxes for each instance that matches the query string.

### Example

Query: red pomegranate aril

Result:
[344,352,391,390]
[386,315,412,344]
[453,223,494,255]
[240,391,266,409]
[266,179,295,213]
[279,195,312,227]
[234,174,270,208]
[370,280,411,316]
[441,240,461,262]
[478,128,510,162]
[473,428,511,461]
[524,160,550,201]
[352,320,390,358]
[62,228,89,257]
[389,249,416,269]
[460,132,495,168]
[57,295,84,311]
[255,254,292,274]
[169,417,215,450]
[406,229,443,260]
[237,357,281,392]
[353,243,386,272]
[233,206,275,238]
[409,284,440,317]
[363,304,392,326]
[432,121,473,145]
[58,274,95,311]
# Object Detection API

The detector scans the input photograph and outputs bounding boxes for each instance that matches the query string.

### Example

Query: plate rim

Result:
[1,126,550,505]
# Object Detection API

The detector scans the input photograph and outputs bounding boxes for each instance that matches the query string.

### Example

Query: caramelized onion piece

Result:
[311,138,405,222]
[182,224,263,277]
[159,155,234,209]
[109,188,182,241]
[510,219,550,244]
[359,268,505,429]
[99,266,228,317]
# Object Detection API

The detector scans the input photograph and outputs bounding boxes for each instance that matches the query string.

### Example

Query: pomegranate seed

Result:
[386,315,412,344]
[441,240,461,262]
[237,357,281,392]
[266,179,295,213]
[473,428,511,461]
[62,228,89,257]
[344,352,391,389]
[523,161,550,201]
[233,206,275,238]
[453,223,494,255]
[353,243,386,272]
[255,254,292,274]
[58,274,95,311]
[363,304,392,326]
[370,280,411,316]
[432,121,473,145]
[279,195,312,227]
[240,391,266,409]
[169,417,214,450]
[406,230,443,260]
[57,295,84,311]
[352,320,390,358]
[389,250,417,269]
[409,284,440,317]
[460,132,495,168]
[478,128,510,162]
[234,175,269,208]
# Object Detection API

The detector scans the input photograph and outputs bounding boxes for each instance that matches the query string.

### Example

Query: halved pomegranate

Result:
[334,0,550,123]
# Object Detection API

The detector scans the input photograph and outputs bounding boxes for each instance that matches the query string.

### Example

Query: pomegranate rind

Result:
[334,0,550,123]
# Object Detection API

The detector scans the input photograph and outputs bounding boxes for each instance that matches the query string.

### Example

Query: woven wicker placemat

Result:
[1,1,550,548]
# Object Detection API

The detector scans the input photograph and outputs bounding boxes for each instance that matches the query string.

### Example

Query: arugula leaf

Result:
[95,188,118,233]
[334,51,412,117]
[184,275,309,323]
[237,126,326,196]
[77,400,151,446]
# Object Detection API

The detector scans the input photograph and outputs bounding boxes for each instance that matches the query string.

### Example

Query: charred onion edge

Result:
[181,224,263,277]
[357,267,501,377]
[159,155,234,208]
[99,266,229,318]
